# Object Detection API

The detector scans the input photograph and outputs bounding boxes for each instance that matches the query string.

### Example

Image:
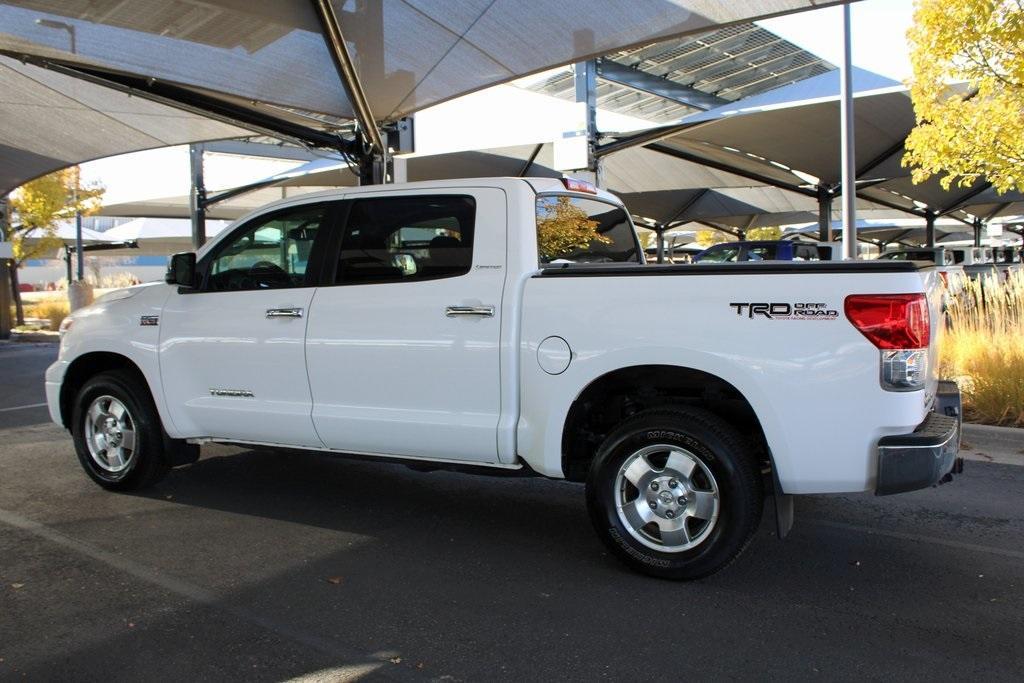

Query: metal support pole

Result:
[75,210,84,280]
[189,143,206,249]
[575,60,602,187]
[839,4,857,260]
[973,218,983,247]
[925,211,936,247]
[312,0,388,185]
[0,197,11,339]
[65,245,73,284]
[72,166,84,280]
[655,226,666,264]
[817,185,833,242]
[312,0,384,156]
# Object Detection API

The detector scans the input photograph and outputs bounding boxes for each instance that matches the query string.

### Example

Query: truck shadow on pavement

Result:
[7,442,1024,680]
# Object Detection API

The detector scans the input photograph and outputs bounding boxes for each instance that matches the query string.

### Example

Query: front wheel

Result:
[586,407,763,579]
[72,370,170,491]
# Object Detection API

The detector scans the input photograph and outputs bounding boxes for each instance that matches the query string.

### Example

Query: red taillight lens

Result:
[561,176,598,194]
[844,293,930,349]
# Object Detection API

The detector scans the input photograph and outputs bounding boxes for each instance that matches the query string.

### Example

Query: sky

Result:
[81,0,917,206]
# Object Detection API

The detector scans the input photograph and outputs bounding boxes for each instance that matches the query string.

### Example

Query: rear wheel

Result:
[586,407,762,579]
[72,370,169,491]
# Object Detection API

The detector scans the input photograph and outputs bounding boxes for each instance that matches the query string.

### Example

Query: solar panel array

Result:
[520,23,834,124]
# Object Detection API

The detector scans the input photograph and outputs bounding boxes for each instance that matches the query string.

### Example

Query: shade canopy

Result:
[0,54,251,195]
[668,68,907,186]
[0,1,851,123]
[0,0,855,195]
[784,218,998,247]
[98,145,563,220]
[103,216,231,254]
[638,68,1022,224]
[18,220,107,245]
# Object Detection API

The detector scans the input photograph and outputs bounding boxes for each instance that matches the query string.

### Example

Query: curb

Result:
[961,423,1024,466]
[7,331,59,343]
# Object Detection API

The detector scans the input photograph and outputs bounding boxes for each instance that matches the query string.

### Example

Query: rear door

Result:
[305,189,507,462]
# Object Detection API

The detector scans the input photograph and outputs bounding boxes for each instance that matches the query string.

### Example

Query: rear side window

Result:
[535,194,639,265]
[335,195,475,285]
[745,246,776,261]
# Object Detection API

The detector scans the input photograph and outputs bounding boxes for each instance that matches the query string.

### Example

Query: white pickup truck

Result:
[46,177,963,579]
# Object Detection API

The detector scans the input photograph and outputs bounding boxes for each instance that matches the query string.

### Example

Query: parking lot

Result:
[1,342,1023,681]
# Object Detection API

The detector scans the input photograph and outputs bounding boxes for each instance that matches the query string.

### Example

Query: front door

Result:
[306,189,506,462]
[159,201,336,447]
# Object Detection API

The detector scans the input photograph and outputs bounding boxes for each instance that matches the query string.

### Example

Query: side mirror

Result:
[166,252,197,288]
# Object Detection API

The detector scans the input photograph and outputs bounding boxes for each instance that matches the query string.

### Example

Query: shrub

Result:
[22,299,70,331]
[940,271,1024,427]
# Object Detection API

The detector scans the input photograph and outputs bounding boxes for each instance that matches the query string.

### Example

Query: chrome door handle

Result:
[445,305,495,318]
[266,307,304,318]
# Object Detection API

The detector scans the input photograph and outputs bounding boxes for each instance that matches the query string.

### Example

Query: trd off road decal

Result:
[729,302,838,320]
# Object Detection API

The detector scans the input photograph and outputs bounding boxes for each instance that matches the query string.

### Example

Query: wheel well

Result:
[59,352,147,429]
[560,365,769,482]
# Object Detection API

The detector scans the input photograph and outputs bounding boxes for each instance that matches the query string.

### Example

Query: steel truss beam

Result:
[4,52,351,153]
[596,58,726,111]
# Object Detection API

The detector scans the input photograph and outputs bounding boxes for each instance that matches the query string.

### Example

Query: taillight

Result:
[845,294,930,392]
[561,177,598,194]
[844,294,930,349]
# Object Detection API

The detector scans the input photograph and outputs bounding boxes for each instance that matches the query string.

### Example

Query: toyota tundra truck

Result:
[46,177,963,579]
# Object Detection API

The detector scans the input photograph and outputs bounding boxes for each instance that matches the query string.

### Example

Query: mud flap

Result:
[772,466,794,539]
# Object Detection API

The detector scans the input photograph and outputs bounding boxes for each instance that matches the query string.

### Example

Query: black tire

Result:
[585,407,763,580]
[71,370,170,491]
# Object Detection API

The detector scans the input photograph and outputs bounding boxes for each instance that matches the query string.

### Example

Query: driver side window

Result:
[207,205,327,291]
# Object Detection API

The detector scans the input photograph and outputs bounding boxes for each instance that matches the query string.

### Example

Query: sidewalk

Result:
[962,423,1024,466]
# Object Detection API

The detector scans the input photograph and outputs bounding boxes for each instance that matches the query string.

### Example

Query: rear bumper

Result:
[875,381,963,496]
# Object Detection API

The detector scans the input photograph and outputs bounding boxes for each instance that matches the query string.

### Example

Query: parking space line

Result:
[0,507,417,681]
[0,402,48,413]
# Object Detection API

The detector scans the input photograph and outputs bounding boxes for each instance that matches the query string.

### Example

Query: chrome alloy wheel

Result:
[83,395,137,475]
[613,444,720,553]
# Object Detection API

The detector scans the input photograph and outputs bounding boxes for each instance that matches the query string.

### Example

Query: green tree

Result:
[903,0,1024,193]
[8,168,103,324]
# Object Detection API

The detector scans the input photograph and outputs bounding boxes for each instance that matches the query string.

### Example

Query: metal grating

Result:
[519,23,833,125]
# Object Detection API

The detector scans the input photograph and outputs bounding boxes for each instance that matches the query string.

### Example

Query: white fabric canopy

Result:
[0,1,852,121]
[0,54,252,195]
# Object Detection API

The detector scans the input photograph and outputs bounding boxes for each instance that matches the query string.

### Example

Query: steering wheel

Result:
[246,260,291,288]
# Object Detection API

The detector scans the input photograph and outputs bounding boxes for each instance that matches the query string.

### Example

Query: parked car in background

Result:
[945,246,1000,281]
[876,247,966,294]
[47,177,962,580]
[693,240,841,263]
[990,246,1022,281]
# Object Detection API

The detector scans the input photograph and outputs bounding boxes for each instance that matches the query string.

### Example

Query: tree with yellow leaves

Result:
[904,0,1023,193]
[7,168,103,323]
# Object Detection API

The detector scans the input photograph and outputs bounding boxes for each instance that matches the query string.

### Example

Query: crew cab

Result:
[46,177,962,579]
[694,240,841,263]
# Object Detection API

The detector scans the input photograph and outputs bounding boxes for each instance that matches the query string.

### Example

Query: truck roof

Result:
[241,177,624,214]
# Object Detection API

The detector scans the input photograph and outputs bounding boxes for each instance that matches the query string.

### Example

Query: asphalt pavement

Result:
[1,342,1023,681]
